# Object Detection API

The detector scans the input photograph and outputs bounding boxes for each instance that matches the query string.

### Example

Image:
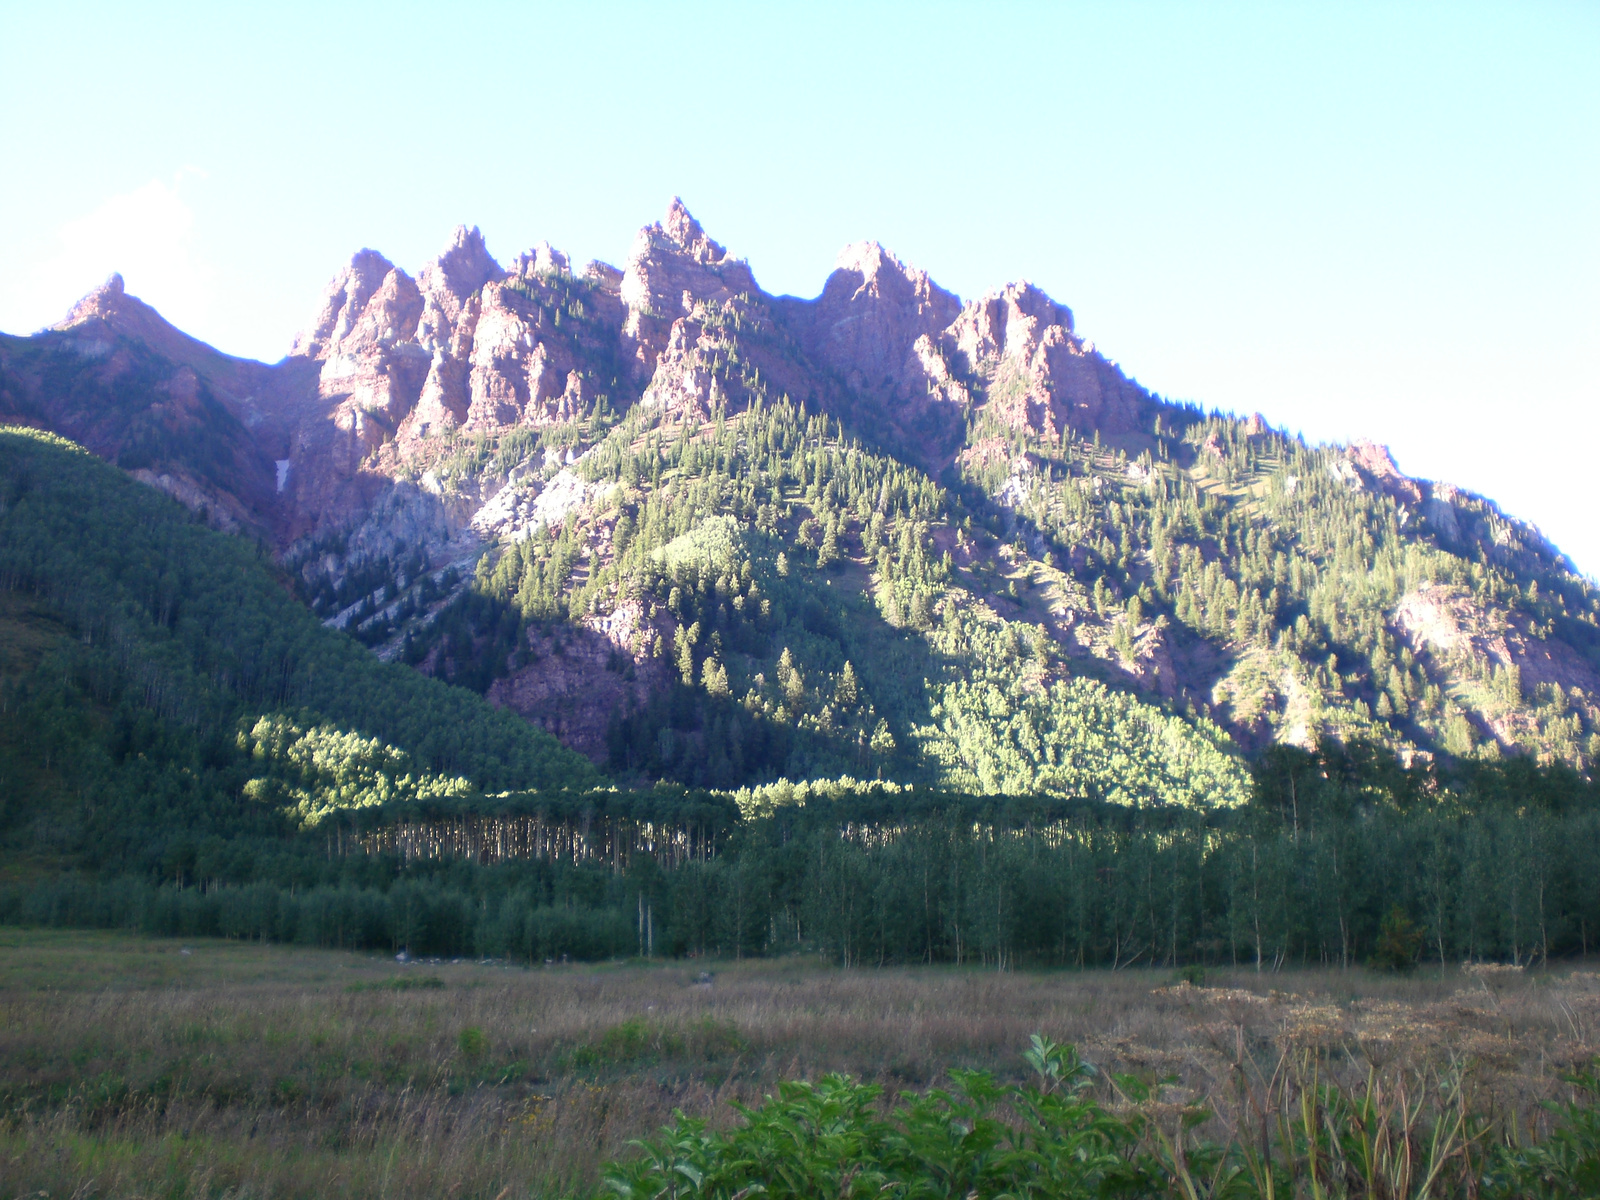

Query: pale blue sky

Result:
[2,2,1596,570]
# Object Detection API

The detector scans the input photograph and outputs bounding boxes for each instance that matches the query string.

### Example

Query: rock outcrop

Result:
[487,599,672,762]
[775,247,1147,464]
[946,282,1145,441]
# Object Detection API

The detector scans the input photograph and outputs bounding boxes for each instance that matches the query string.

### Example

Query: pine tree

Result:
[836,661,859,710]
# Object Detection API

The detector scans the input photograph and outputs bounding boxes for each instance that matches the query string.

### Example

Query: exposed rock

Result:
[511,241,571,278]
[639,313,723,420]
[4,278,282,532]
[458,278,609,432]
[583,260,624,290]
[620,198,759,377]
[20,202,1592,777]
[291,251,431,455]
[1328,457,1362,486]
[778,254,1146,464]
[416,225,502,352]
[291,250,422,359]
[487,599,673,762]
[1394,582,1600,702]
[128,467,252,533]
[942,282,1146,443]
[50,273,280,414]
[1349,440,1424,506]
[470,468,605,543]
[803,242,962,393]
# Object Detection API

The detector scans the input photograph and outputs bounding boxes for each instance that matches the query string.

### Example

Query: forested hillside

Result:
[5,429,1600,974]
[399,357,1600,793]
[0,426,599,876]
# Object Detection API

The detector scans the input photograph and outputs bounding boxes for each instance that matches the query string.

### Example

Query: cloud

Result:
[24,173,211,331]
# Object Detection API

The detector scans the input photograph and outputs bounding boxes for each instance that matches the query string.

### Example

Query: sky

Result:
[2,2,1596,571]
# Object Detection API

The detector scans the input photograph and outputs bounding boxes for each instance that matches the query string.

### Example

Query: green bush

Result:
[457,1026,488,1061]
[1369,905,1424,972]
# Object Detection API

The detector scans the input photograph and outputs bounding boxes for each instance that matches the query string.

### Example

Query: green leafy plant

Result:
[1486,1062,1600,1198]
[600,1036,1166,1199]
[600,1040,1600,1199]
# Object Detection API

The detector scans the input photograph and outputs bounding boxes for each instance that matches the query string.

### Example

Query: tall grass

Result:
[3,929,1600,1197]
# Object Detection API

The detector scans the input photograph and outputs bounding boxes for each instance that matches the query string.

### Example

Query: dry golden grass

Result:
[2,926,1597,1198]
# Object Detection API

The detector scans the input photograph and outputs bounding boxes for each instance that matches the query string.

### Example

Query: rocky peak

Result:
[420,225,502,301]
[54,272,166,335]
[825,242,960,318]
[416,226,503,354]
[796,242,962,393]
[660,197,726,265]
[623,200,755,308]
[511,241,571,278]
[583,261,624,292]
[50,273,273,407]
[1349,440,1424,506]
[56,272,127,325]
[291,250,421,360]
[947,281,1074,371]
[620,200,758,380]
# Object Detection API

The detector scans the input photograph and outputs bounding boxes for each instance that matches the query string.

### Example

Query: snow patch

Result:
[275,459,291,493]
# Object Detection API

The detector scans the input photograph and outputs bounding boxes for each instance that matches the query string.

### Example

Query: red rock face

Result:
[774,249,1148,467]
[620,198,760,382]
[0,274,284,535]
[485,600,673,763]
[946,282,1146,441]
[10,200,1172,552]
[1348,439,1424,507]
[801,242,963,394]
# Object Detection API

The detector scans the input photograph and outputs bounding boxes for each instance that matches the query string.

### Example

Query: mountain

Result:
[3,199,1597,799]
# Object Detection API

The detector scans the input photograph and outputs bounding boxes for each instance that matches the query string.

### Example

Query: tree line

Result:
[9,743,1600,972]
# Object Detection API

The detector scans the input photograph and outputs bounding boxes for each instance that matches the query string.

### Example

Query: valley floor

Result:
[1,927,1597,1198]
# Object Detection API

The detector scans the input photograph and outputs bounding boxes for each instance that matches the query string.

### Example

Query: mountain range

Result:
[4,199,1596,799]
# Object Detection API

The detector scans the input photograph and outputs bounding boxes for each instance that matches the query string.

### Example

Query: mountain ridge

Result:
[2,199,1593,790]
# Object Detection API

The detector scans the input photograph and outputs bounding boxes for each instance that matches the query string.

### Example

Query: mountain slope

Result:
[0,426,600,872]
[4,201,1597,793]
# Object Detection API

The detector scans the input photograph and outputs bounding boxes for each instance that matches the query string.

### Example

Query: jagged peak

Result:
[51,272,214,352]
[822,241,960,317]
[1350,439,1403,476]
[511,241,571,278]
[291,249,408,358]
[663,197,700,245]
[55,273,131,328]
[419,224,502,301]
[46,271,263,386]
[962,280,1075,335]
[833,240,898,277]
[639,197,727,266]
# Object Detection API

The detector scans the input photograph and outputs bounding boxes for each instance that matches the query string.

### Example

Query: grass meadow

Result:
[2,927,1599,1198]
